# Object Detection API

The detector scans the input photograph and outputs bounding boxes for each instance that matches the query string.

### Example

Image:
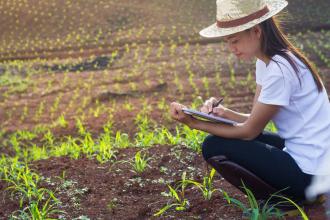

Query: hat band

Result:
[217,6,270,28]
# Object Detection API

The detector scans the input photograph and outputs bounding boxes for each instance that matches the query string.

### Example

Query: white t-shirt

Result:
[255,52,330,175]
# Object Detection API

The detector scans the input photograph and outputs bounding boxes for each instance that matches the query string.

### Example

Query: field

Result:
[0,0,330,219]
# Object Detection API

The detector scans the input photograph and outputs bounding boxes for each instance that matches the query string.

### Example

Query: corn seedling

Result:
[134,114,157,147]
[0,158,60,218]
[41,130,55,146]
[17,130,36,141]
[79,132,95,158]
[95,134,117,164]
[265,121,277,133]
[10,190,63,220]
[181,125,207,153]
[271,194,309,220]
[202,76,210,98]
[154,184,190,217]
[114,131,131,148]
[162,126,182,146]
[221,182,309,220]
[53,114,69,128]
[9,134,21,156]
[109,150,152,174]
[179,168,220,200]
[75,118,87,136]
[130,150,153,174]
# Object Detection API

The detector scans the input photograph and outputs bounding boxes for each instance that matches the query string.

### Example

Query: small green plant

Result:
[130,150,153,174]
[181,125,207,153]
[180,168,220,200]
[10,190,64,220]
[107,198,118,212]
[16,130,37,141]
[55,114,69,128]
[154,184,190,217]
[1,158,62,219]
[3,164,46,208]
[109,150,153,174]
[114,131,130,148]
[265,121,277,133]
[95,133,117,163]
[222,182,308,220]
[271,194,309,220]
[41,130,55,146]
[75,118,86,136]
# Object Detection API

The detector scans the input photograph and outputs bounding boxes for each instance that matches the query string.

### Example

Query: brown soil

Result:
[0,145,328,219]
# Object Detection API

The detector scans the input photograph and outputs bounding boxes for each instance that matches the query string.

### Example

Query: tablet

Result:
[182,108,237,125]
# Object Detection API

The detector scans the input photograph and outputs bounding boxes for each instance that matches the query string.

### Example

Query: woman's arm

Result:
[170,98,279,141]
[221,108,250,123]
[212,84,262,123]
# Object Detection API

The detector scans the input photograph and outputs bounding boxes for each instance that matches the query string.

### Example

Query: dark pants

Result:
[202,130,313,200]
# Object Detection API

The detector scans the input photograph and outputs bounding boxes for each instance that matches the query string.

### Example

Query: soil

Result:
[0,145,328,219]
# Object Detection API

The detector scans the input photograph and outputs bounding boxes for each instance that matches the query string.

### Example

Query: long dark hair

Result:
[258,17,323,92]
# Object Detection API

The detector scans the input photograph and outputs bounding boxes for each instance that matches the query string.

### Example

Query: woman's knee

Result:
[202,135,227,160]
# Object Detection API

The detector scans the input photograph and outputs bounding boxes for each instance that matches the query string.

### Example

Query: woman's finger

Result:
[212,106,226,116]
[205,100,213,112]
[204,97,217,112]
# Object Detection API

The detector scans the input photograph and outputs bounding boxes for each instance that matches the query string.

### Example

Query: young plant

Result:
[180,168,220,200]
[75,118,86,136]
[54,114,68,128]
[181,125,207,153]
[271,194,309,220]
[95,134,117,163]
[130,150,153,174]
[222,182,308,220]
[41,130,55,146]
[114,131,131,148]
[11,190,64,219]
[154,184,190,217]
[134,113,157,147]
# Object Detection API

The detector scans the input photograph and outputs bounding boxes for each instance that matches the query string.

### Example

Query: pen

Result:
[208,98,224,115]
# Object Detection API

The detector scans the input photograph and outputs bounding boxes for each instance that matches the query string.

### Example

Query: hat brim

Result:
[199,0,288,38]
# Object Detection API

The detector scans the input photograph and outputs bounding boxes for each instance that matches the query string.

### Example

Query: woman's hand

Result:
[200,97,227,117]
[170,102,196,127]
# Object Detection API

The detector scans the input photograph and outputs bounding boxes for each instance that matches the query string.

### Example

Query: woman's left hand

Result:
[170,102,196,127]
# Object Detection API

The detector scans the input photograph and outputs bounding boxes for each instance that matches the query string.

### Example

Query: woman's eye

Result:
[231,39,238,44]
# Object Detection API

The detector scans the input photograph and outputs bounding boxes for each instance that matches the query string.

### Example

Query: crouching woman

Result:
[170,0,330,203]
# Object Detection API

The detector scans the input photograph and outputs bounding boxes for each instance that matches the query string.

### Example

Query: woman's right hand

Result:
[200,97,227,117]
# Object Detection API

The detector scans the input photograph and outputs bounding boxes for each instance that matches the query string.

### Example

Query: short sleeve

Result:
[258,73,292,106]
[255,60,263,85]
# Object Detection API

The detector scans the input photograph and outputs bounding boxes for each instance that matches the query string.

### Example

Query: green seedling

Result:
[114,131,131,148]
[10,190,63,220]
[130,150,153,174]
[154,184,190,217]
[222,182,308,220]
[110,150,153,174]
[75,118,86,136]
[181,125,207,153]
[180,168,220,200]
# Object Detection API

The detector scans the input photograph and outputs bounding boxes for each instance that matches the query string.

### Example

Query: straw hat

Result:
[199,0,288,38]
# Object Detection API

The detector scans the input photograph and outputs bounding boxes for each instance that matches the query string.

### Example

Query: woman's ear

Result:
[253,25,262,39]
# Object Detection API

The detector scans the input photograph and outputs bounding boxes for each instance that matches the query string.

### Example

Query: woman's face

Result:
[224,27,262,61]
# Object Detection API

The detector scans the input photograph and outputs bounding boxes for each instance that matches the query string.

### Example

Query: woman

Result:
[170,0,330,202]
